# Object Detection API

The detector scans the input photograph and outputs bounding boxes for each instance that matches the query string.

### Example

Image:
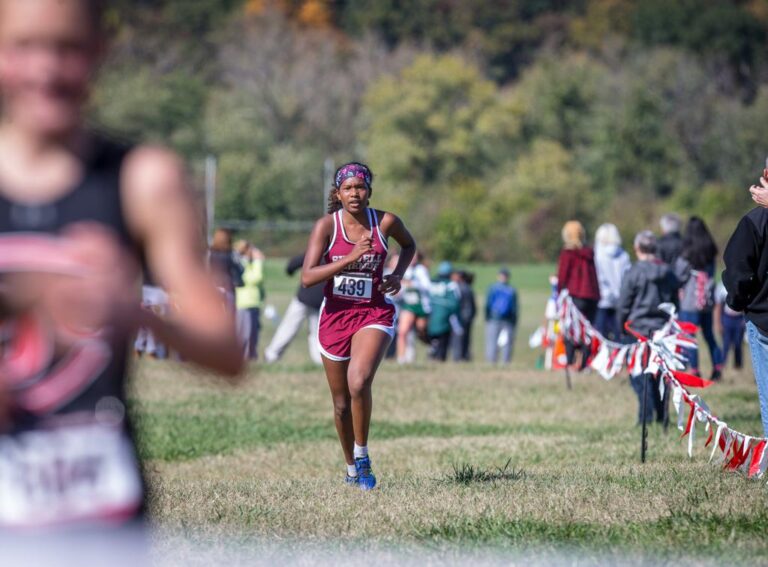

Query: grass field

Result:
[130,262,768,565]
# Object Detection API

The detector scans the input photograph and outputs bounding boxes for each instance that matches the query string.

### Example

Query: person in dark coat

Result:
[618,230,680,424]
[657,212,683,266]
[451,270,477,361]
[264,253,325,364]
[208,228,244,308]
[723,181,768,435]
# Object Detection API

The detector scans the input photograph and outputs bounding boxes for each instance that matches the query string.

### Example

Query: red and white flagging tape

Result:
[557,292,768,480]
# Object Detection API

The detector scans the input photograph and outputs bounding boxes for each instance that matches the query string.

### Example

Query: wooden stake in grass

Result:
[641,373,648,463]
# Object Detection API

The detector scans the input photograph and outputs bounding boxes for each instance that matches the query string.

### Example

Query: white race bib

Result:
[0,423,143,527]
[333,273,373,301]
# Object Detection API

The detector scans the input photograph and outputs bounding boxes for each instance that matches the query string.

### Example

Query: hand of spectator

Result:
[251,247,265,261]
[749,178,768,208]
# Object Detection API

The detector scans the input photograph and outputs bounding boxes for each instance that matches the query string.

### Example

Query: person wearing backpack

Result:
[678,217,723,380]
[485,267,518,364]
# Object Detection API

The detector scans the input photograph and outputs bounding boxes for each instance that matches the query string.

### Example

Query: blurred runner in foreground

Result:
[0,0,242,547]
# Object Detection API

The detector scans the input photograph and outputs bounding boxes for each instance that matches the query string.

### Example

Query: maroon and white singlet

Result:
[317,208,396,361]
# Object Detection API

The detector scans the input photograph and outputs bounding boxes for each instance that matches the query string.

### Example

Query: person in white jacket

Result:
[594,223,631,340]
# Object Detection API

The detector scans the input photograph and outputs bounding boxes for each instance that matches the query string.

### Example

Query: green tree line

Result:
[91,0,768,260]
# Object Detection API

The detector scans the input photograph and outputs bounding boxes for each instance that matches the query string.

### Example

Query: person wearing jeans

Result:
[235,240,265,360]
[485,267,518,364]
[677,217,723,379]
[722,196,768,435]
[678,308,723,377]
[715,282,745,370]
[745,323,768,435]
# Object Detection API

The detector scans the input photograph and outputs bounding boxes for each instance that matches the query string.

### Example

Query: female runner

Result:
[0,0,242,536]
[302,162,415,490]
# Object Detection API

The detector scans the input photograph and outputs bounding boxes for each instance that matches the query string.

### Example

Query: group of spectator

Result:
[386,254,519,365]
[140,195,768,437]
[136,228,266,362]
[389,255,480,363]
[207,228,266,361]
[556,214,744,424]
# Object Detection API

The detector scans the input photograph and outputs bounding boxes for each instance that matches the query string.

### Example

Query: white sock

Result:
[347,464,357,477]
[354,443,368,459]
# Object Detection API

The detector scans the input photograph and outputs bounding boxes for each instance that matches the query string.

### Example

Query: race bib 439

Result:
[333,273,373,301]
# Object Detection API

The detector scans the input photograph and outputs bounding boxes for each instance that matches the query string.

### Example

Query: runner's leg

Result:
[348,328,391,446]
[322,357,355,464]
[397,310,415,362]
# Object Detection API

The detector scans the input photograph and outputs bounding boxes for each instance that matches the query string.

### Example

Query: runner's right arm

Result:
[121,146,244,378]
[301,217,372,288]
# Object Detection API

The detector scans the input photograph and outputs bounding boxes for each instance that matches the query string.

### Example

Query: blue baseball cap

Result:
[437,261,453,276]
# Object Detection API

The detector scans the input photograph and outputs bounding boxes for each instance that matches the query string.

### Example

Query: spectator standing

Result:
[557,221,600,370]
[427,261,460,361]
[657,213,684,266]
[714,282,745,371]
[396,251,432,363]
[134,279,169,359]
[722,197,768,434]
[594,223,631,340]
[208,228,243,309]
[383,253,401,359]
[235,240,265,360]
[264,253,324,364]
[451,270,477,361]
[484,267,518,364]
[618,231,680,424]
[678,217,723,380]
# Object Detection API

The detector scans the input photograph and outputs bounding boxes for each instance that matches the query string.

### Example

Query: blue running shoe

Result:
[344,474,359,486]
[354,456,377,490]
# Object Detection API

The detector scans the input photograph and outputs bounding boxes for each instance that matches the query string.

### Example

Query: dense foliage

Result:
[92,0,768,260]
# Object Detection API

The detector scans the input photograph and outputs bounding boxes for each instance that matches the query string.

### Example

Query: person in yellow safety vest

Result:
[235,240,266,360]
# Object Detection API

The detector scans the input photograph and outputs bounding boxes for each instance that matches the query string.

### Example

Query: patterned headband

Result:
[334,163,372,189]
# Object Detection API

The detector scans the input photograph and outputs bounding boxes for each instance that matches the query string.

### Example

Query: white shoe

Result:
[264,351,279,363]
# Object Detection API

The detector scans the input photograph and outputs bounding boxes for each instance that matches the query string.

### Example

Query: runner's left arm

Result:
[379,213,416,295]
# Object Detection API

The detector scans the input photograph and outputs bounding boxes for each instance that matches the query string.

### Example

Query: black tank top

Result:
[0,136,146,528]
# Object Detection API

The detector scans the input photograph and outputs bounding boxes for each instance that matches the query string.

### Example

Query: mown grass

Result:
[131,356,768,564]
[136,262,766,563]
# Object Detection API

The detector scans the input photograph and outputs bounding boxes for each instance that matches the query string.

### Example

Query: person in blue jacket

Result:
[485,267,518,364]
